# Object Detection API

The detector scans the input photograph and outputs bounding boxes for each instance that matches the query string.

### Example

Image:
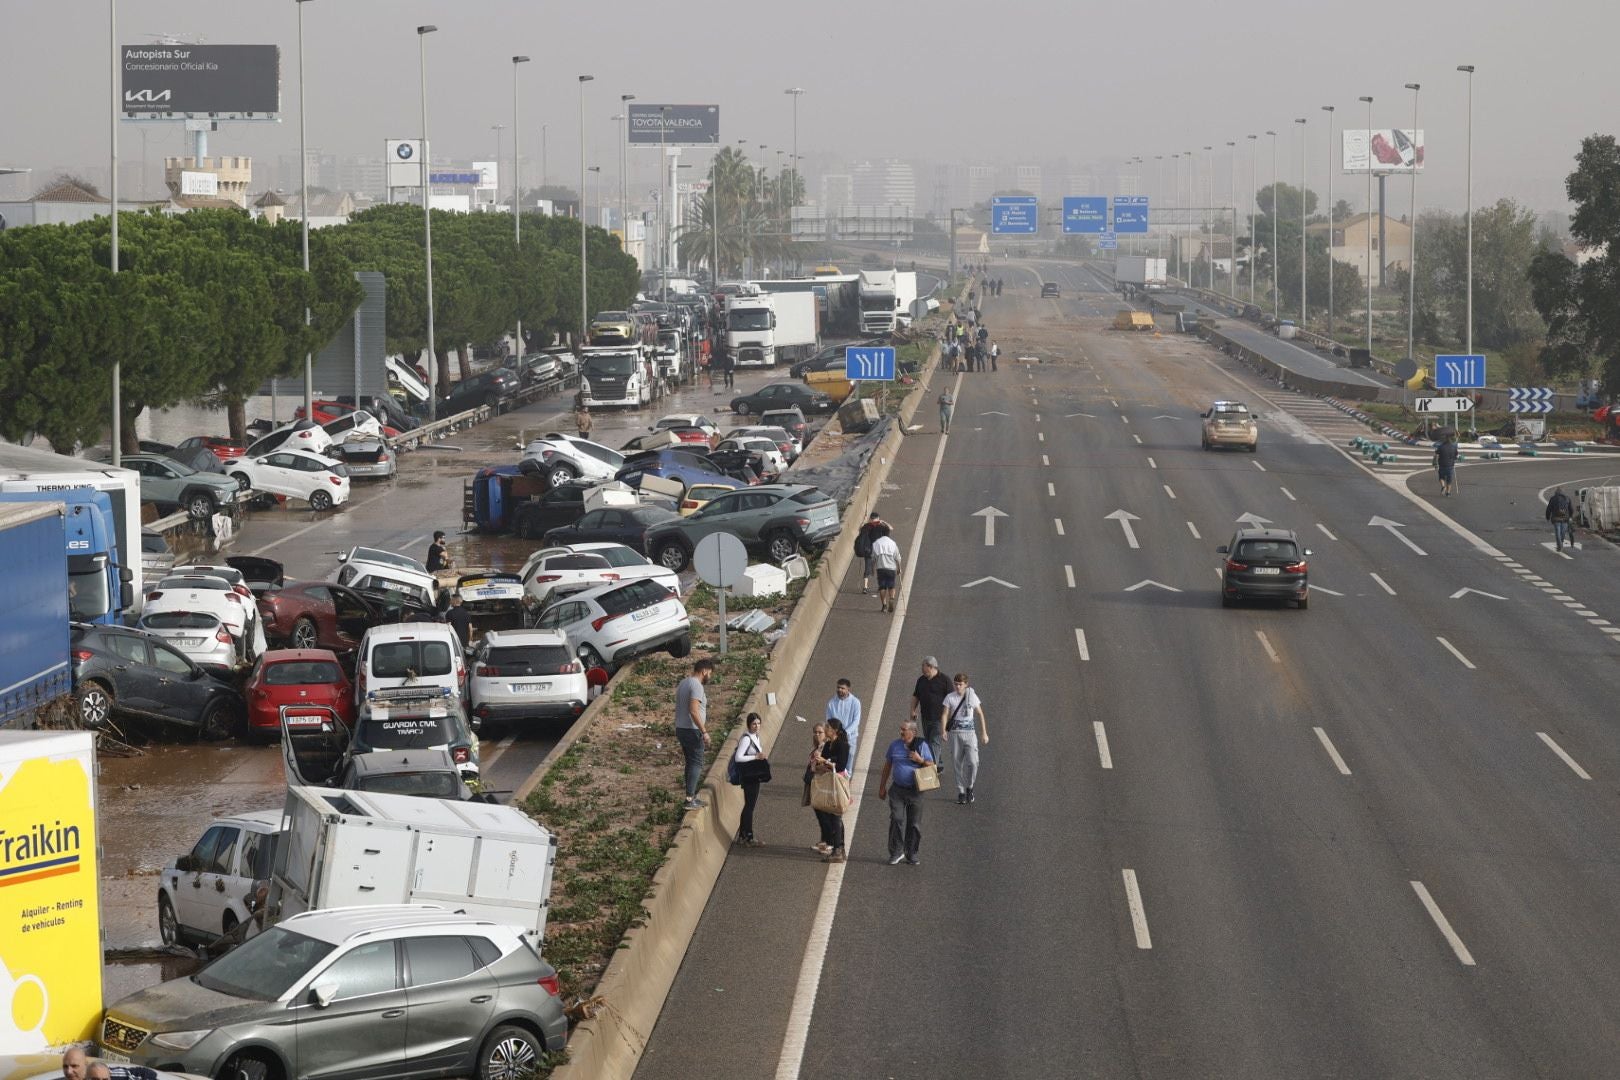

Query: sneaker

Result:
[746,838,765,848]
[828,850,846,863]
[957,792,966,804]
[814,842,832,855]
[684,798,706,810]
[905,855,919,865]
[967,788,975,803]
[889,853,906,865]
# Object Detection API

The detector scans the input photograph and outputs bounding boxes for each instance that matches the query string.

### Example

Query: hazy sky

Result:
[5,0,1616,216]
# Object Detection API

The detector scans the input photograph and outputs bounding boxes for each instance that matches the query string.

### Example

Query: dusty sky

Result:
[4,0,1615,215]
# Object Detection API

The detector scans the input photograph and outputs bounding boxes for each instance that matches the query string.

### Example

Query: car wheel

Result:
[291,617,320,650]
[579,645,607,672]
[217,1051,278,1080]
[547,462,578,489]
[158,893,179,946]
[478,1023,543,1080]
[75,681,113,729]
[655,540,690,572]
[200,698,243,742]
[735,402,752,416]
[186,491,216,519]
[668,633,692,659]
[231,471,252,491]
[309,489,333,512]
[765,530,799,563]
[222,911,239,937]
[485,394,501,413]
[1248,443,1259,452]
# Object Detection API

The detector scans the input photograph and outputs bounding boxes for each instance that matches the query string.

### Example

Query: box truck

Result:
[1115,256,1168,290]
[0,504,71,726]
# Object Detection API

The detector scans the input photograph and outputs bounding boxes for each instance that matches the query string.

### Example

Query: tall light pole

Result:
[417,25,438,409]
[297,0,315,420]
[785,87,805,276]
[1360,96,1373,355]
[1295,118,1307,324]
[109,0,121,463]
[1171,153,1182,284]
[1155,155,1165,259]
[1267,131,1278,318]
[490,124,506,198]
[511,56,529,357]
[659,105,670,297]
[1247,135,1258,304]
[1226,141,1236,297]
[578,74,594,343]
[1459,65,1475,361]
[1404,82,1420,364]
[1203,146,1213,290]
[1321,105,1335,338]
[619,93,634,274]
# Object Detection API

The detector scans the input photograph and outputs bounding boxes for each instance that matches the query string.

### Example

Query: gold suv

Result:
[1201,400,1258,451]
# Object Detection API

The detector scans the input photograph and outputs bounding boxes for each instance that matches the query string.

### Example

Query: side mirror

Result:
[120,585,135,609]
[1215,545,1230,554]
[120,567,134,583]
[311,980,338,1008]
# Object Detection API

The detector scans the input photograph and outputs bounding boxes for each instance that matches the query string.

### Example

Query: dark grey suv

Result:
[1217,528,1311,609]
[99,906,568,1080]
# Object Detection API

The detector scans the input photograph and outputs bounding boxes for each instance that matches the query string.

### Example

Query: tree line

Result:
[0,202,637,452]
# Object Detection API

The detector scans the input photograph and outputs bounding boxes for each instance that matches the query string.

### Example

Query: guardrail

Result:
[389,370,583,451]
[1202,323,1381,402]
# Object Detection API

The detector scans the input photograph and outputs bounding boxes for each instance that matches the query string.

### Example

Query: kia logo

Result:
[125,89,172,103]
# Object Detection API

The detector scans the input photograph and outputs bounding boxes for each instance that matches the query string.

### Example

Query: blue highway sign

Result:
[1434,354,1486,390]
[1113,196,1150,234]
[846,346,897,381]
[990,196,1040,235]
[1098,233,1118,250]
[1062,197,1108,234]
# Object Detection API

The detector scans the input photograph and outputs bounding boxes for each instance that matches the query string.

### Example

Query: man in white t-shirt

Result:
[870,526,901,613]
[941,672,989,804]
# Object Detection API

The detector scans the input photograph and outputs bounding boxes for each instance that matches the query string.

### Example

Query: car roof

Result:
[1232,528,1298,542]
[362,621,458,643]
[347,546,430,571]
[210,808,285,831]
[261,648,344,664]
[278,904,511,944]
[346,748,461,777]
[482,628,570,648]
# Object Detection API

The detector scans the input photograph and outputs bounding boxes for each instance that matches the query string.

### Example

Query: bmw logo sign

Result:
[396,143,414,160]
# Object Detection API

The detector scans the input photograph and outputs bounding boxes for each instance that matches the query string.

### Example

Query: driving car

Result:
[1041,281,1060,298]
[469,629,589,734]
[615,448,741,495]
[644,483,842,570]
[225,448,351,511]
[243,419,334,459]
[176,434,250,461]
[518,433,625,488]
[244,649,356,738]
[157,811,283,947]
[1217,528,1311,609]
[134,610,239,672]
[1201,400,1259,451]
[539,503,683,554]
[532,578,692,670]
[123,453,240,519]
[730,382,836,417]
[98,906,568,1078]
[70,622,245,739]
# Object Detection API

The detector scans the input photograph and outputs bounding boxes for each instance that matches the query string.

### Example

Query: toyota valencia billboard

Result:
[122,45,280,117]
[627,104,720,146]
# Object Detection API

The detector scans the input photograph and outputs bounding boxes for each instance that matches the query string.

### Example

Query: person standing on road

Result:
[812,719,849,862]
[937,386,955,434]
[1434,430,1459,496]
[942,673,989,804]
[989,339,1000,372]
[855,511,889,594]
[870,525,902,613]
[911,656,952,773]
[675,658,715,810]
[877,719,933,865]
[443,592,473,651]
[1547,486,1576,552]
[826,678,862,764]
[426,530,450,572]
[574,400,593,440]
[733,711,767,847]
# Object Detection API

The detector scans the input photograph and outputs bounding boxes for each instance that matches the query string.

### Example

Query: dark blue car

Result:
[614,448,742,494]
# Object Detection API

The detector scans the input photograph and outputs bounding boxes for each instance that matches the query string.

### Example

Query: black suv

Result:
[438,369,520,418]
[1041,282,1061,298]
[70,623,245,738]
[1216,529,1311,609]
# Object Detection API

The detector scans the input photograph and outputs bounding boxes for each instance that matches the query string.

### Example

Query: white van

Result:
[354,621,468,720]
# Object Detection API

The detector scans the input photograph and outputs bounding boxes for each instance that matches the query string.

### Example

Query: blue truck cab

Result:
[0,489,132,624]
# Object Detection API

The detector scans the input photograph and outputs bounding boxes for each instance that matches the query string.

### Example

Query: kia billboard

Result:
[627,104,720,146]
[122,45,280,117]
[1342,129,1425,173]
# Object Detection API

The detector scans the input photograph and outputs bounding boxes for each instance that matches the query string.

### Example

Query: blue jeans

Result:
[1554,520,1572,548]
[676,727,705,799]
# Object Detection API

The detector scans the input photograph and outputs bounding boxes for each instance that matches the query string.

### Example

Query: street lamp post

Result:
[512,56,529,357]
[1226,141,1236,298]
[297,0,315,421]
[619,94,634,276]
[1267,130,1278,318]
[658,105,670,298]
[1322,105,1335,338]
[1295,118,1306,325]
[1360,96,1373,355]
[785,88,805,276]
[1247,135,1257,304]
[109,0,121,463]
[1155,155,1165,260]
[1459,66,1475,361]
[417,25,438,409]
[1404,82,1420,365]
[578,75,594,344]
[1171,153,1181,285]
[1203,146,1213,290]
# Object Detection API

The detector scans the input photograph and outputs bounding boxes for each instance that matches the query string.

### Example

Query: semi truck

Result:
[0,445,144,615]
[727,291,819,369]
[579,346,658,408]
[0,490,131,625]
[1115,256,1168,291]
[857,270,920,334]
[0,503,71,728]
[753,275,861,337]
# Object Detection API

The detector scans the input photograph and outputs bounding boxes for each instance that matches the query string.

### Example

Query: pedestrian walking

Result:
[732,712,768,847]
[675,658,715,809]
[937,387,955,434]
[810,719,849,862]
[1547,486,1576,551]
[870,524,901,613]
[854,512,889,593]
[425,530,450,572]
[877,719,934,865]
[574,401,593,440]
[942,672,989,804]
[1434,430,1459,496]
[989,340,1000,371]
[826,678,862,764]
[911,656,952,770]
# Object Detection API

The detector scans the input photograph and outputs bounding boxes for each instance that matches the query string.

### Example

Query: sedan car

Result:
[644,483,842,570]
[243,648,356,739]
[1201,400,1259,451]
[730,382,835,417]
[123,453,240,519]
[1218,528,1311,609]
[328,435,395,479]
[70,622,245,739]
[438,368,520,417]
[540,504,683,555]
[226,448,351,511]
[176,434,249,461]
[654,413,720,443]
[727,425,797,462]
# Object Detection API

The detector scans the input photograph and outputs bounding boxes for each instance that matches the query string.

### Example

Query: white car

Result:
[519,433,625,488]
[144,574,264,661]
[715,436,788,478]
[532,578,692,670]
[330,546,437,613]
[135,610,240,671]
[519,550,621,609]
[244,419,334,458]
[469,629,589,734]
[227,447,351,511]
[522,542,680,596]
[158,810,282,947]
[655,413,720,439]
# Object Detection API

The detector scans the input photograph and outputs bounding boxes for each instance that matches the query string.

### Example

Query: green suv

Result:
[644,483,842,570]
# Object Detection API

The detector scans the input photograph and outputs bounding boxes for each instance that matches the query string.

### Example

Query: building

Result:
[965,165,997,207]
[164,156,253,208]
[281,190,357,229]
[1014,165,1043,199]
[0,177,148,230]
[820,174,853,214]
[1313,213,1412,279]
[851,160,915,210]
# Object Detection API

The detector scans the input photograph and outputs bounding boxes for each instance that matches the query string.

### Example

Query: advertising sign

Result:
[1062,197,1108,234]
[990,196,1039,235]
[386,140,422,189]
[1112,196,1150,234]
[121,44,280,117]
[473,161,498,191]
[1342,129,1426,173]
[430,172,483,185]
[627,104,720,146]
[179,171,218,196]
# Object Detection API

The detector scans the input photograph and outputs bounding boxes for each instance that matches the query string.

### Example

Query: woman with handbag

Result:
[733,712,769,847]
[810,718,851,863]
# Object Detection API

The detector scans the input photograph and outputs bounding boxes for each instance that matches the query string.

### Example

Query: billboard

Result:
[1342,129,1426,173]
[627,104,720,145]
[121,45,280,117]
[386,140,422,189]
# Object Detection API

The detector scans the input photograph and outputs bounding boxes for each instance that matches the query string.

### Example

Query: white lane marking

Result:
[1042,454,1050,466]
[247,487,393,555]
[1163,485,1177,500]
[1147,457,1158,469]
[1254,630,1281,663]
[1186,521,1201,540]
[1122,869,1153,949]
[398,533,429,555]
[1094,722,1113,769]
[1551,594,1574,601]
[1075,628,1090,661]
[775,371,959,1080]
[1410,881,1477,966]
[1047,482,1056,497]
[1316,523,1338,541]
[1111,399,1120,408]
[1252,460,1268,472]
[1031,399,1039,407]
[1038,432,1046,442]
[1280,487,1297,501]
[1308,584,1344,596]
[1121,415,1131,425]
[1370,516,1429,556]
[1436,637,1476,670]
[1132,434,1143,444]
[1064,565,1076,588]
[479,734,517,770]
[1452,588,1508,601]
[1034,414,1041,423]
[1313,727,1353,775]
[1054,518,1066,536]
[1536,732,1592,779]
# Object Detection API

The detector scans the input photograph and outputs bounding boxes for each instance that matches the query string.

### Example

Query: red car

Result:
[244,648,355,738]
[257,580,431,656]
[294,400,403,438]
[176,435,249,462]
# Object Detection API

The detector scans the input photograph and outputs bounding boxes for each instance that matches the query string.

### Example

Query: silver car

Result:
[99,905,568,1080]
[135,610,239,671]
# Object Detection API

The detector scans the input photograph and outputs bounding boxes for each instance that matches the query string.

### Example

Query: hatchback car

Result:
[70,622,245,739]
[520,551,620,609]
[532,579,692,670]
[438,369,520,417]
[347,705,479,779]
[244,419,334,459]
[588,309,638,344]
[158,811,283,947]
[134,610,238,672]
[258,580,422,656]
[715,436,787,479]
[727,424,798,462]
[731,382,835,417]
[469,629,589,733]
[244,649,356,739]
[176,434,250,461]
[615,448,741,495]
[645,483,842,570]
[758,409,809,455]
[681,481,741,516]
[518,433,625,488]
[227,448,351,510]
[1201,400,1258,451]
[145,573,263,661]
[522,541,680,595]
[123,453,240,519]
[99,906,568,1078]
[1217,529,1311,609]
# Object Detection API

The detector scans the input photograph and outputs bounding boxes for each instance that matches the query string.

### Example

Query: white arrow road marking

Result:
[1065,412,1098,418]
[979,410,1009,416]
[1235,512,1273,526]
[1371,573,1397,595]
[1186,521,1201,539]
[1537,732,1592,780]
[1094,722,1113,769]
[1122,869,1152,949]
[1450,587,1507,600]
[1106,510,1142,549]
[1314,728,1353,775]
[1124,580,1182,592]
[1540,541,1577,559]
[1308,585,1344,596]
[1436,636,1476,669]
[1254,630,1281,663]
[1370,515,1428,555]
[1411,881,1476,966]
[1317,523,1338,541]
[961,577,1019,589]
[972,506,1008,545]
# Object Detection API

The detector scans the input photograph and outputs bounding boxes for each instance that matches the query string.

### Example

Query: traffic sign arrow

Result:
[1124,579,1181,592]
[1065,412,1098,418]
[1450,587,1506,600]
[961,577,1020,589]
[1235,512,1274,526]
[972,506,1009,546]
[1368,515,1428,555]
[1104,509,1142,549]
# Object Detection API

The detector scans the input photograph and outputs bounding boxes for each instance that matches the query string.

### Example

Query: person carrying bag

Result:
[730,712,770,847]
[809,718,850,862]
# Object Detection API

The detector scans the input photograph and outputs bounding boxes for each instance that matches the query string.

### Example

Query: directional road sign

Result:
[1097,232,1118,250]
[1508,387,1554,413]
[990,196,1040,235]
[1434,354,1486,390]
[1415,396,1475,413]
[845,346,896,381]
[1112,195,1150,234]
[1062,196,1108,234]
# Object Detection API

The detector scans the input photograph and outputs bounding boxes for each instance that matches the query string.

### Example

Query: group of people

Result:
[853,512,902,612]
[59,1047,121,1080]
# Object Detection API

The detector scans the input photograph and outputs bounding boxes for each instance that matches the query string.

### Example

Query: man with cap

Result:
[911,656,952,776]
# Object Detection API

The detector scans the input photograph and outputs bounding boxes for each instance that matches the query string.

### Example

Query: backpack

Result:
[854,528,873,558]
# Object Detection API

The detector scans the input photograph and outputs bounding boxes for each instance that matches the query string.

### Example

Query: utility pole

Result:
[1360,96,1373,356]
[1267,131,1278,319]
[1295,118,1307,325]
[1322,105,1335,339]
[1404,83,1421,365]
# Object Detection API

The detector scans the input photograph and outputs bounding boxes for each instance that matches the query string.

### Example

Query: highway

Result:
[634,270,1620,1078]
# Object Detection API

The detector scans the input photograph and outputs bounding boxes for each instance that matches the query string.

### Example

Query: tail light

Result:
[1285,561,1309,573]
[680,500,699,510]
[538,974,562,997]
[378,452,390,463]
[1224,560,1248,572]
[329,476,343,486]
[601,573,620,581]
[73,649,94,663]
[794,517,810,527]
[226,593,243,604]
[558,660,583,674]
[216,626,235,644]
[146,591,163,601]
[476,664,497,677]
[532,574,561,584]
[590,612,623,632]
[233,585,252,597]
[452,746,471,764]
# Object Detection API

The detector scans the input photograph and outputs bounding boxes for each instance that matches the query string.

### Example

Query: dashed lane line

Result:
[1436,637,1476,670]
[1313,727,1353,775]
[1411,881,1477,966]
[1254,630,1281,663]
[1094,722,1113,769]
[1536,732,1592,780]
[1122,870,1153,949]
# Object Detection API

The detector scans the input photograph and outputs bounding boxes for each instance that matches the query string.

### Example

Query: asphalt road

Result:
[634,275,1620,1078]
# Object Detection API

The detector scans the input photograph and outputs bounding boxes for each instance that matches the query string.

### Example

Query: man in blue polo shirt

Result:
[877,718,934,866]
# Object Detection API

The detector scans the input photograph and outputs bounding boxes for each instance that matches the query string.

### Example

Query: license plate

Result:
[1252,567,1281,575]
[512,683,550,693]
[176,638,203,647]
[631,607,657,621]
[101,1052,130,1065]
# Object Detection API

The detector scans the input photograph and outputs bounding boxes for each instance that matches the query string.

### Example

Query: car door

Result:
[188,824,241,938]
[146,638,214,723]
[327,584,373,648]
[577,509,624,543]
[402,936,496,1072]
[732,491,782,542]
[535,600,590,652]
[169,825,225,935]
[684,491,746,544]
[258,452,307,499]
[538,487,585,531]
[293,938,407,1080]
[98,630,160,714]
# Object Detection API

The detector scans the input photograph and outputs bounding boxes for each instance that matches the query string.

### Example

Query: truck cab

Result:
[656,328,686,382]
[726,294,779,368]
[580,347,655,408]
[858,270,899,334]
[0,489,132,624]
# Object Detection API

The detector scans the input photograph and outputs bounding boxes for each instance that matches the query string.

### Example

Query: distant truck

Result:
[725,291,778,368]
[0,503,71,726]
[771,291,821,367]
[579,346,658,408]
[0,489,132,625]
[1115,256,1168,290]
[857,270,919,334]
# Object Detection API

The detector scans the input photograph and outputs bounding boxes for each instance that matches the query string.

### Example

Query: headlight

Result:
[150,1028,213,1051]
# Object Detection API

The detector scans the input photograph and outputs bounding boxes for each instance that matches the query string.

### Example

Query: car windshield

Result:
[370,641,453,678]
[582,353,637,376]
[789,489,827,506]
[158,576,230,591]
[355,771,463,799]
[590,547,643,568]
[361,714,454,749]
[265,660,344,685]
[68,566,112,621]
[595,311,629,323]
[482,643,575,674]
[194,926,335,1001]
[598,580,670,617]
[729,311,771,331]
[140,611,218,630]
